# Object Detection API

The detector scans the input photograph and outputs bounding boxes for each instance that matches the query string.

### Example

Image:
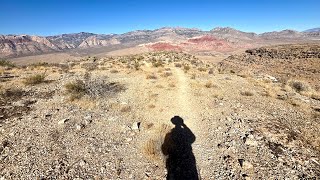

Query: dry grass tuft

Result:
[0,60,15,67]
[175,63,182,68]
[110,69,119,73]
[205,81,216,88]
[120,105,131,112]
[240,90,254,96]
[152,61,164,68]
[198,67,207,72]
[288,80,311,93]
[143,124,172,163]
[23,74,47,85]
[161,71,173,78]
[168,82,176,88]
[64,80,86,100]
[146,74,157,79]
[183,65,191,72]
[148,104,156,108]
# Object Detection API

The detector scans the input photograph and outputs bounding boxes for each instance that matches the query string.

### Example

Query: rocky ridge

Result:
[1,27,320,58]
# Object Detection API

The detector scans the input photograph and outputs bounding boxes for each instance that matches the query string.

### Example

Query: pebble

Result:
[131,122,141,130]
[75,124,83,131]
[58,118,69,125]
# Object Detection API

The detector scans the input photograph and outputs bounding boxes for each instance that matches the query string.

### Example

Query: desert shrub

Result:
[191,73,196,79]
[143,124,172,162]
[146,74,157,79]
[289,80,310,93]
[205,81,214,88]
[134,62,140,70]
[0,88,25,100]
[208,68,214,74]
[240,90,254,96]
[64,80,86,100]
[198,67,207,72]
[152,61,163,68]
[23,74,46,85]
[168,82,176,87]
[0,60,15,67]
[148,104,156,108]
[110,69,119,73]
[175,63,182,68]
[230,70,236,74]
[65,79,125,100]
[120,105,131,112]
[183,65,191,71]
[311,93,320,100]
[30,62,49,67]
[161,71,172,77]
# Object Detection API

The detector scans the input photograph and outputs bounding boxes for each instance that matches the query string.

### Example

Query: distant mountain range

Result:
[1,27,320,58]
[303,28,320,32]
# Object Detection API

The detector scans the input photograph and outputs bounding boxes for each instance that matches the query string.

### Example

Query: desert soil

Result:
[0,51,319,179]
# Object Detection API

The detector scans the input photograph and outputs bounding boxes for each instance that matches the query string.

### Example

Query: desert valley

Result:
[0,25,320,179]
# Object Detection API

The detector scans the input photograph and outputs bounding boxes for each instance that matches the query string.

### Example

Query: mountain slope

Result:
[1,27,320,58]
[304,28,320,32]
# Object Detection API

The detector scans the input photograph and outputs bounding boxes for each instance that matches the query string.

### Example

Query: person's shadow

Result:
[161,116,199,180]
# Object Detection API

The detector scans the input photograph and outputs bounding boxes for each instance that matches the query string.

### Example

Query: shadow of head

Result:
[171,116,184,126]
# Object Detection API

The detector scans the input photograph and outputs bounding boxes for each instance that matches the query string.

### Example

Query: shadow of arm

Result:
[182,124,196,143]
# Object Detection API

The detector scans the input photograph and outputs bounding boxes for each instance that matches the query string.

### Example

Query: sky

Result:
[1,0,319,36]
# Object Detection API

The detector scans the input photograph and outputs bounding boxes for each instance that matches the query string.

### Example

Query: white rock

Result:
[58,118,69,125]
[75,124,83,131]
[131,122,141,130]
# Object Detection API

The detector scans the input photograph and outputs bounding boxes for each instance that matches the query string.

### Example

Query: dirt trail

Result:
[170,68,207,175]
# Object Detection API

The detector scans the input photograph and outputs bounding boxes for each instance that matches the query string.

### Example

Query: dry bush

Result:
[134,62,140,70]
[148,104,156,108]
[146,74,157,79]
[198,67,207,72]
[152,61,164,68]
[237,70,253,78]
[23,74,47,85]
[240,90,254,96]
[190,73,196,79]
[0,60,15,68]
[208,68,214,75]
[168,82,176,88]
[205,81,215,88]
[288,80,311,93]
[161,71,172,77]
[183,65,191,72]
[29,62,50,67]
[156,84,164,88]
[64,80,86,100]
[311,93,320,100]
[110,69,119,73]
[175,63,182,68]
[212,91,224,100]
[143,124,172,163]
[120,105,131,112]
[0,88,25,100]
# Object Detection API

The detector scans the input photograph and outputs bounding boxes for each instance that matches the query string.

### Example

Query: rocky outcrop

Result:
[245,44,320,59]
[0,35,59,57]
[78,35,120,48]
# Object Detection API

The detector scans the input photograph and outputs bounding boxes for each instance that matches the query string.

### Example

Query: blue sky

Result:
[1,0,319,36]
